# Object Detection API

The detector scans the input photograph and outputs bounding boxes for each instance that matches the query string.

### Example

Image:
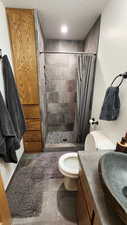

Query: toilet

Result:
[58,152,79,191]
[58,131,116,191]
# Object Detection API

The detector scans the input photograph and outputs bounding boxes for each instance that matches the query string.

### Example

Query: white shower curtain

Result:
[75,54,96,143]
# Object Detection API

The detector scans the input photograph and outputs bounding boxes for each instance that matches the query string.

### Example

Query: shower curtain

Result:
[75,54,96,143]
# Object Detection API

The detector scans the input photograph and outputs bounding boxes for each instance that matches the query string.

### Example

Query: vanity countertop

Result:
[78,151,124,225]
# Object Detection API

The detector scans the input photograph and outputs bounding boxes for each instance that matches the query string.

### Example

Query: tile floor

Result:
[12,154,78,225]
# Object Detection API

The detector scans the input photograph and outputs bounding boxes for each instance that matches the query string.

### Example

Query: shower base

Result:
[46,131,76,144]
[45,131,84,152]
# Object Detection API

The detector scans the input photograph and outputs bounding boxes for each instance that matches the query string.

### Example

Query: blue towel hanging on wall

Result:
[100,86,120,121]
[99,72,127,121]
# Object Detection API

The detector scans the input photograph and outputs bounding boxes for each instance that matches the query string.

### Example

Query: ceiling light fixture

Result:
[61,25,68,34]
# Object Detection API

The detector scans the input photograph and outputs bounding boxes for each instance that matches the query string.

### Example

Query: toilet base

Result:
[64,176,78,191]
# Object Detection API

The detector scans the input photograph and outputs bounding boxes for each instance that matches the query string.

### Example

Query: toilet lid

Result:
[59,152,80,175]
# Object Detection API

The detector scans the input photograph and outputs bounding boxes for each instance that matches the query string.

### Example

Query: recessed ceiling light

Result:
[61,25,68,34]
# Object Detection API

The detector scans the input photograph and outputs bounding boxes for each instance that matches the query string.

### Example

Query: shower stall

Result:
[45,51,78,146]
[40,40,96,149]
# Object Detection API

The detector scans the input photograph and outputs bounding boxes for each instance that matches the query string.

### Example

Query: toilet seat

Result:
[59,152,80,178]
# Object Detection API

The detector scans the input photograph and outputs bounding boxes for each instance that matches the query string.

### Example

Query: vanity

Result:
[77,151,124,225]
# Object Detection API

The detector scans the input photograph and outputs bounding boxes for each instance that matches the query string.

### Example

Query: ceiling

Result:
[3,0,109,40]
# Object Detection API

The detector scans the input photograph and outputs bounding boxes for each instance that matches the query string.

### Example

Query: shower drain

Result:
[63,138,67,142]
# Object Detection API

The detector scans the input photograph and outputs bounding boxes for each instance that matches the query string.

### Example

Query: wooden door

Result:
[6,8,39,105]
[0,175,11,225]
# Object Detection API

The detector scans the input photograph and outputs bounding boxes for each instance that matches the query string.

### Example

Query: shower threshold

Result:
[46,143,77,148]
[45,143,83,152]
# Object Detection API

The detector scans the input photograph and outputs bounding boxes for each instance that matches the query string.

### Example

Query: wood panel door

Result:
[0,175,11,225]
[6,8,39,105]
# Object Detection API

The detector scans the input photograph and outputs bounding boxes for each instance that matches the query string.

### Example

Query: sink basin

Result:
[99,152,127,224]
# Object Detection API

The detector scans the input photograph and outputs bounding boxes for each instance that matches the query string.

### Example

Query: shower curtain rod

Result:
[40,51,96,55]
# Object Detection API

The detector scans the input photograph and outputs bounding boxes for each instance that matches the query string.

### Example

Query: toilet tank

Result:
[84,131,116,153]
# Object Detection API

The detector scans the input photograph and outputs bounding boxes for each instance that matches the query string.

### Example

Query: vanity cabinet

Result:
[77,179,91,225]
[93,215,100,225]
[6,8,44,153]
[77,169,101,225]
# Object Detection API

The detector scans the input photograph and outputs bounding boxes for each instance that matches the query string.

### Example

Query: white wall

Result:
[92,0,127,144]
[0,1,24,189]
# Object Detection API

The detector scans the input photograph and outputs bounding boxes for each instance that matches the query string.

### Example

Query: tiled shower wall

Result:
[35,13,47,143]
[83,17,100,53]
[45,39,84,132]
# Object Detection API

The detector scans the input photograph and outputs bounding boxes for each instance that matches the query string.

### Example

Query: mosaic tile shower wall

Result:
[45,39,84,132]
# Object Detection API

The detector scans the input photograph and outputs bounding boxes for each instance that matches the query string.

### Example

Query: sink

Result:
[99,152,127,224]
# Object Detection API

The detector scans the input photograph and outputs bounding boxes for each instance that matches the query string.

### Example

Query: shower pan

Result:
[46,131,76,144]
